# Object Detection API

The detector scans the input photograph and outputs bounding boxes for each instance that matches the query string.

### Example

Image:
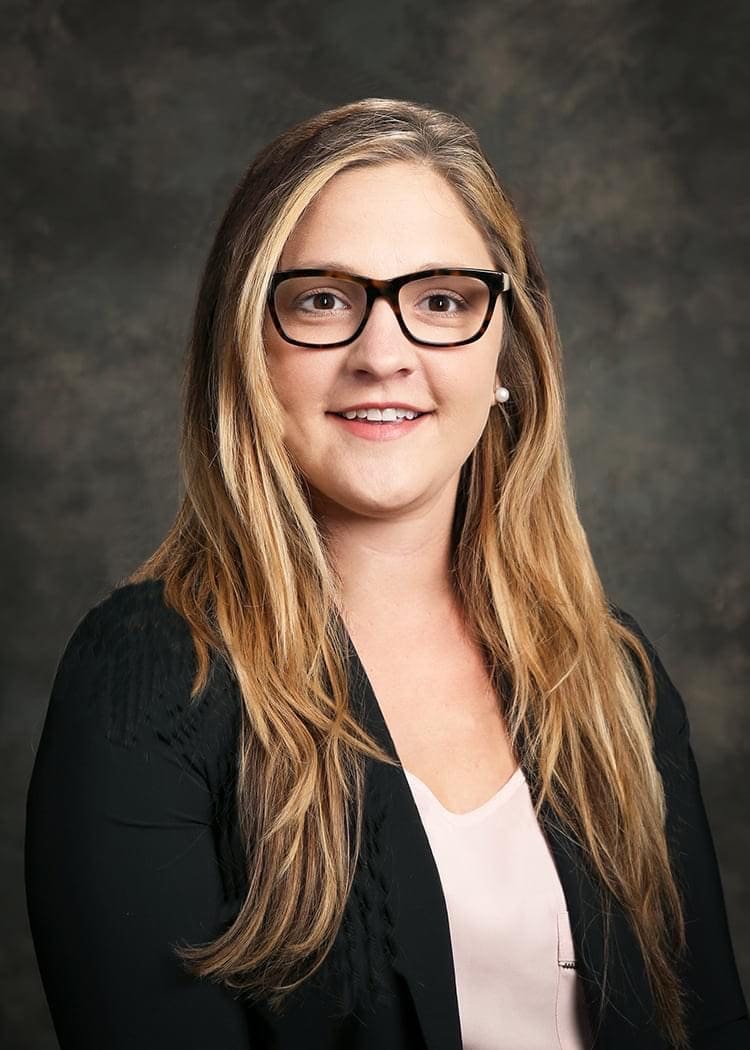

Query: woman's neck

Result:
[324,508,458,621]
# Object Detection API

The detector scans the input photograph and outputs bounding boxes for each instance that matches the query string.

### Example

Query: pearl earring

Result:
[495,385,510,404]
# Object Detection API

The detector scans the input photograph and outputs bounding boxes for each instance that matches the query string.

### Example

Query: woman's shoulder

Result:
[65,576,192,660]
[47,577,240,763]
[607,600,690,747]
[55,579,196,718]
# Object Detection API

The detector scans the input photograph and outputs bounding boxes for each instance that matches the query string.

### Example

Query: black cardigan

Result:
[25,578,749,1049]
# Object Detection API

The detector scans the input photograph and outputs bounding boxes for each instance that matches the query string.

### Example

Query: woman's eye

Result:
[296,290,350,312]
[417,292,467,313]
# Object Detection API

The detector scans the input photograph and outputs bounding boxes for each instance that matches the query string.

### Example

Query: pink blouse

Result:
[403,764,594,1050]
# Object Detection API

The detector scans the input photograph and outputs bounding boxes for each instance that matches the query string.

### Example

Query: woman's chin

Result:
[311,483,427,519]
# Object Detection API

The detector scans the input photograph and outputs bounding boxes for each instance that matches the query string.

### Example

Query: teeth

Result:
[340,407,421,421]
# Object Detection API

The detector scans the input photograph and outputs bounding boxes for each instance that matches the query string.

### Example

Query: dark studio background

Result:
[2,1,748,1046]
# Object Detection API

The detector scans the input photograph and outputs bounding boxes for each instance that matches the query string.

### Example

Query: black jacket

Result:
[25,579,749,1048]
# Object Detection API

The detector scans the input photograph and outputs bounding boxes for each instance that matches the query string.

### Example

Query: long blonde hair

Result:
[128,98,690,1047]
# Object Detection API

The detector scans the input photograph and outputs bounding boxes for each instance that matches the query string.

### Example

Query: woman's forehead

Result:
[280,163,494,274]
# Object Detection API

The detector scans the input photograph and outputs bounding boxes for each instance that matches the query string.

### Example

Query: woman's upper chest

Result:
[350,619,519,814]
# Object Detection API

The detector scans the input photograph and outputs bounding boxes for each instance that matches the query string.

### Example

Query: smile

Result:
[326,412,432,441]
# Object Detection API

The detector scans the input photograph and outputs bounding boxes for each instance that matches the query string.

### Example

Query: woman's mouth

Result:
[326,411,432,441]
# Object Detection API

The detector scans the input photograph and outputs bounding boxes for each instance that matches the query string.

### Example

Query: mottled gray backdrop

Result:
[3,1,748,1046]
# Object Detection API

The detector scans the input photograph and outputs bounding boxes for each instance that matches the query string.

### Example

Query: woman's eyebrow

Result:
[287,260,453,274]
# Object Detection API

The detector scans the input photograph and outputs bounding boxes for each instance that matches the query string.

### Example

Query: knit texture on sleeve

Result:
[52,579,246,900]
[49,578,398,1019]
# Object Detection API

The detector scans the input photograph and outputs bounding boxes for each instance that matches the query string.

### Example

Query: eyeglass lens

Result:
[273,274,491,346]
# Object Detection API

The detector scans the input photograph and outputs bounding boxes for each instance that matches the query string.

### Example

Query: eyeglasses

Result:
[266,267,511,349]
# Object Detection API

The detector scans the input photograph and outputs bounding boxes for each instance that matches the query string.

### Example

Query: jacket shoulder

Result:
[68,576,193,657]
[49,577,229,751]
[607,601,689,745]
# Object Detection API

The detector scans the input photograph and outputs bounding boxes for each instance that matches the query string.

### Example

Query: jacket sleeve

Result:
[613,605,750,1048]
[24,590,255,1049]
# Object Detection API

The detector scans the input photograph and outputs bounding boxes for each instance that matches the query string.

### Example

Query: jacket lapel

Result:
[345,630,464,1050]
[539,794,663,1047]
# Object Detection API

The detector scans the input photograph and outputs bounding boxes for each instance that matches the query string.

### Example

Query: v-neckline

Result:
[403,763,525,822]
[337,610,657,1048]
[338,615,524,821]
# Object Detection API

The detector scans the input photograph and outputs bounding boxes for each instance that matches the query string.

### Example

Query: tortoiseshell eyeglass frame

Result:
[266,267,512,349]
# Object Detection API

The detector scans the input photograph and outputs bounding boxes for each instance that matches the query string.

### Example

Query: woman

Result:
[25,98,748,1050]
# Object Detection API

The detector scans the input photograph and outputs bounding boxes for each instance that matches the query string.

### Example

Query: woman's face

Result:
[262,160,505,521]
